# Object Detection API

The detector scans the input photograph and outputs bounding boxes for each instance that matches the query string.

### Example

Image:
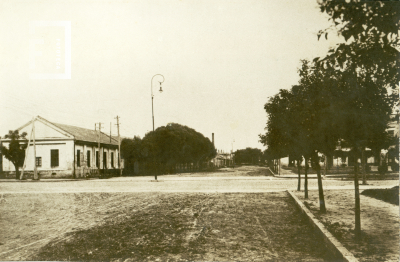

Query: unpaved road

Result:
[1,192,332,261]
[0,166,396,194]
[0,166,397,261]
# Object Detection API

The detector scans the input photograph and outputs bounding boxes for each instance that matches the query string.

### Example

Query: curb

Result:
[267,167,277,176]
[287,190,358,262]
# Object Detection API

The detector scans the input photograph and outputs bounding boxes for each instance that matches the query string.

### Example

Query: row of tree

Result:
[121,123,216,177]
[260,0,399,240]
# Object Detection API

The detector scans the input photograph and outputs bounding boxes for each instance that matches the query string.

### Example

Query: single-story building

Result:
[1,116,122,178]
[211,150,234,167]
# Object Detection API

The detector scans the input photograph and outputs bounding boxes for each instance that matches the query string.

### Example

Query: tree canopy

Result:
[260,0,399,238]
[317,0,399,95]
[0,130,27,179]
[121,123,216,175]
[142,123,216,165]
[234,148,262,165]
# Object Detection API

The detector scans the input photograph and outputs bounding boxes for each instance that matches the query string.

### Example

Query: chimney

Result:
[212,133,214,146]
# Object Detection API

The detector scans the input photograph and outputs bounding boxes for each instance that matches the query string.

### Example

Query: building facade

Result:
[1,116,122,178]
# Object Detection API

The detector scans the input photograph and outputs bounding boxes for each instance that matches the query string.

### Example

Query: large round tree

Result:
[140,123,216,179]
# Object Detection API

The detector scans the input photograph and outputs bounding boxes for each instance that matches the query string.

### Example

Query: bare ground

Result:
[1,192,334,261]
[171,165,273,177]
[293,189,399,262]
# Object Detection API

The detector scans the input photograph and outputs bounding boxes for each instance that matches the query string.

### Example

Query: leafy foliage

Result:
[0,130,27,179]
[142,123,216,165]
[316,0,399,237]
[317,0,399,98]
[121,123,216,174]
[260,60,342,161]
[234,148,262,165]
[121,136,143,174]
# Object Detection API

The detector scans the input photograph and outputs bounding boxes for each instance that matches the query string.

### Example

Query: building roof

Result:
[12,116,120,146]
[52,122,119,145]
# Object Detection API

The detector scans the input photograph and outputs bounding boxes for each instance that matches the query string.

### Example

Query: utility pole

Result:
[96,123,102,176]
[20,117,35,180]
[33,118,38,180]
[115,116,122,176]
[110,122,112,143]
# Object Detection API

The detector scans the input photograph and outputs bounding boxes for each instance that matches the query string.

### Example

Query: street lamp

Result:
[151,74,165,132]
[151,74,165,181]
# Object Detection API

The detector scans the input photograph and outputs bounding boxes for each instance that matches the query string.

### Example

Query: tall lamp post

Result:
[151,74,165,131]
[151,74,165,181]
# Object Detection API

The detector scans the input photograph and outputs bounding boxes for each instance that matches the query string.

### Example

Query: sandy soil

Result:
[170,165,273,177]
[1,192,334,261]
[293,189,399,262]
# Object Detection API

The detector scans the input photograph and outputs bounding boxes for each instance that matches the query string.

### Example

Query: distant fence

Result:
[122,161,219,176]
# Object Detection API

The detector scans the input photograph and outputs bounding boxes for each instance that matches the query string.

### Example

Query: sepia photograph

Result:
[0,0,399,261]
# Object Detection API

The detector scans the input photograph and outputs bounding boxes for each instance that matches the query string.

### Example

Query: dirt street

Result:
[0,166,396,194]
[1,192,333,261]
[0,166,397,261]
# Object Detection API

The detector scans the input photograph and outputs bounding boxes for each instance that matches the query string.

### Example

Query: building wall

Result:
[74,144,119,178]
[1,139,74,178]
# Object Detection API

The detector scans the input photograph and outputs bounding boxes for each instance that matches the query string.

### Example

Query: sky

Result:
[0,0,342,152]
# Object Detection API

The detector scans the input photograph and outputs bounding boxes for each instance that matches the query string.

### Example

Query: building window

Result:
[36,157,42,167]
[51,149,59,167]
[87,150,91,167]
[96,151,99,168]
[103,152,107,169]
[77,150,81,167]
[111,152,114,168]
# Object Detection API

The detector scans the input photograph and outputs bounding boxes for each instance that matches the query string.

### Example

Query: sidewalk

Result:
[293,189,399,262]
[274,168,398,180]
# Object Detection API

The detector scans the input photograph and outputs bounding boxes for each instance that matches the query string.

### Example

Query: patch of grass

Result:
[361,186,399,205]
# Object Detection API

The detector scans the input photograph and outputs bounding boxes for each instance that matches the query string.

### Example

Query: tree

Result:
[294,60,344,210]
[317,0,399,240]
[0,130,28,180]
[234,148,262,165]
[140,123,216,179]
[260,80,313,198]
[120,136,142,176]
[261,58,350,208]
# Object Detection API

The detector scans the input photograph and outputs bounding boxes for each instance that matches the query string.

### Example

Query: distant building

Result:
[285,115,399,169]
[1,116,122,178]
[211,150,233,167]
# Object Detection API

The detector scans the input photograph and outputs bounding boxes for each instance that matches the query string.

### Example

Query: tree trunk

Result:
[297,160,301,191]
[304,159,308,199]
[354,154,361,241]
[12,161,21,180]
[154,162,158,180]
[15,165,20,180]
[315,160,326,213]
[361,148,367,185]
